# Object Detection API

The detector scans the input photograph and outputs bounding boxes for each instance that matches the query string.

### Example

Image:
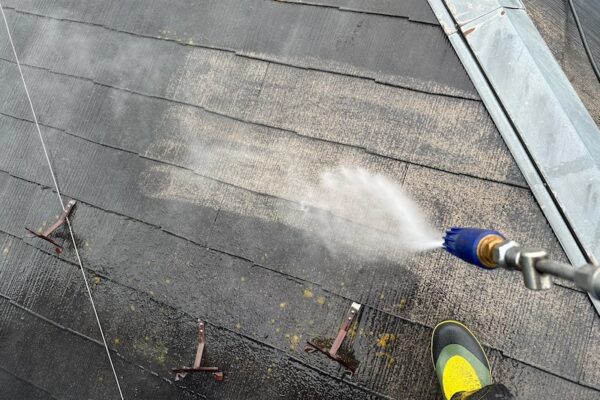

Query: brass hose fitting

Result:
[476,234,505,268]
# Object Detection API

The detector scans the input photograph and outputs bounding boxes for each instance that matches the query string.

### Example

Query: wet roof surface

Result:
[0,1,599,399]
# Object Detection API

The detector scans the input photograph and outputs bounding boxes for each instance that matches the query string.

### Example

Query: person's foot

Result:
[431,320,492,400]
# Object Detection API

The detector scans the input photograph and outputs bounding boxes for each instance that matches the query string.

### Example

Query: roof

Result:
[431,0,600,312]
[0,0,598,399]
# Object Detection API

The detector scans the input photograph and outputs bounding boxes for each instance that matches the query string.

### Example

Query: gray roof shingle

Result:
[0,1,598,398]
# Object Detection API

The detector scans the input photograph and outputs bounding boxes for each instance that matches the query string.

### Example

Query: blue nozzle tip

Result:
[443,227,504,268]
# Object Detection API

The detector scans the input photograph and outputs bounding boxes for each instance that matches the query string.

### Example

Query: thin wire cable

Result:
[0,4,125,399]
[568,0,600,83]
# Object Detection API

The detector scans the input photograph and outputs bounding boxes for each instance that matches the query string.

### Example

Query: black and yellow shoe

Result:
[431,320,492,400]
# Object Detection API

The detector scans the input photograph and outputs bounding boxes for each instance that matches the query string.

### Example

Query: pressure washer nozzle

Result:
[443,227,505,268]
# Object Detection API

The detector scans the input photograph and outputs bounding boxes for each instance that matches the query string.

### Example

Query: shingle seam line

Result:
[0,216,590,386]
[0,89,527,191]
[266,0,440,27]
[3,6,479,101]
[0,364,59,400]
[0,287,391,399]
[0,294,208,399]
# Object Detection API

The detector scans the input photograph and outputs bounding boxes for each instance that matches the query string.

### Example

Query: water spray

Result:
[306,168,600,299]
[443,227,600,299]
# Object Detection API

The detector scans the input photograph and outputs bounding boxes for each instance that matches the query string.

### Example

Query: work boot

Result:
[431,320,493,400]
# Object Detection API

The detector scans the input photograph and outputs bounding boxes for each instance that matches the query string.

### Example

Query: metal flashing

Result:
[445,0,523,26]
[427,0,600,313]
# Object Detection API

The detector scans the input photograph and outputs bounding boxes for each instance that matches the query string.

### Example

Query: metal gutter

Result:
[427,0,600,313]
